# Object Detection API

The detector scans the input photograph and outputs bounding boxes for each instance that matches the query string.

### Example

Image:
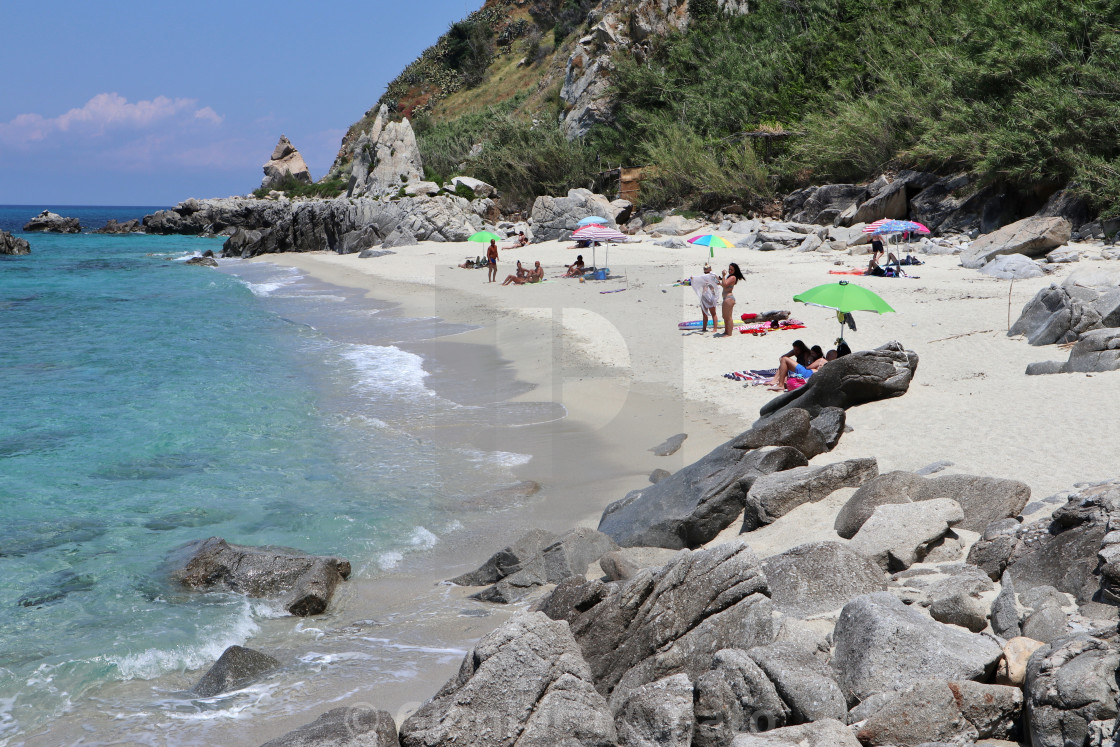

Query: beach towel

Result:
[828,269,867,276]
[739,320,806,335]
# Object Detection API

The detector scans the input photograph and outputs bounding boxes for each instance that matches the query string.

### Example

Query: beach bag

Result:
[786,376,807,390]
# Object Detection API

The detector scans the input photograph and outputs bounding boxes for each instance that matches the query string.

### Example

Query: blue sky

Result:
[0,1,477,206]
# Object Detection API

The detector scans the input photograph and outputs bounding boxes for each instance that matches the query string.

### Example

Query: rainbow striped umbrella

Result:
[688,234,733,258]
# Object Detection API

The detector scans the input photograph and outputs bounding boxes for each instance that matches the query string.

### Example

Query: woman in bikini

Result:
[717,263,745,338]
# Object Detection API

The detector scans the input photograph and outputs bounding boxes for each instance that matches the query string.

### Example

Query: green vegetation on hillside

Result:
[606,0,1120,214]
[253,175,347,199]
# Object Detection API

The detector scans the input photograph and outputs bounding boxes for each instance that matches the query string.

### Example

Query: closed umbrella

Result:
[793,280,895,342]
[572,225,629,271]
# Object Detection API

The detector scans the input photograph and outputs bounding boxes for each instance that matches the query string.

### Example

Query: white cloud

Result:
[0,93,223,146]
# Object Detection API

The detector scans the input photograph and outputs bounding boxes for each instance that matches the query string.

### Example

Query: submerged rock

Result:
[172,537,351,616]
[192,645,279,698]
[260,705,400,746]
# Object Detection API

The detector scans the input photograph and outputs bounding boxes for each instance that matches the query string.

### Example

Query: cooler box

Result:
[592,268,608,280]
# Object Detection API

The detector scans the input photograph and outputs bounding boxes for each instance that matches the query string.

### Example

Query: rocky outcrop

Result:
[529,189,626,242]
[450,528,557,586]
[1026,327,1120,374]
[855,679,1022,745]
[741,458,878,531]
[597,444,807,549]
[783,184,867,225]
[831,592,1002,703]
[848,498,964,571]
[1009,268,1120,345]
[747,642,847,723]
[469,528,620,603]
[729,719,860,746]
[561,44,617,139]
[758,342,919,420]
[142,195,484,256]
[346,105,423,198]
[192,645,280,697]
[1023,633,1120,747]
[260,706,400,747]
[761,542,886,617]
[172,537,351,616]
[834,470,1030,538]
[960,215,1072,268]
[537,542,774,707]
[398,612,616,747]
[614,673,695,747]
[693,648,790,743]
[92,218,142,234]
[0,230,30,255]
[23,210,80,233]
[261,135,313,191]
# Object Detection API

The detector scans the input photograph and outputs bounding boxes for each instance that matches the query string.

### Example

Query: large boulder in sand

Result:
[848,498,964,571]
[758,342,918,420]
[471,528,620,603]
[741,458,878,531]
[1026,327,1120,375]
[530,188,620,242]
[1009,282,1106,345]
[537,542,775,706]
[449,528,557,586]
[831,592,1002,703]
[598,445,807,549]
[260,705,400,747]
[761,542,886,617]
[399,612,616,747]
[835,470,1030,538]
[172,537,351,616]
[980,252,1046,279]
[1024,634,1120,747]
[0,230,30,255]
[693,648,790,745]
[23,210,80,233]
[614,673,695,747]
[193,645,279,697]
[261,135,313,191]
[961,215,1071,268]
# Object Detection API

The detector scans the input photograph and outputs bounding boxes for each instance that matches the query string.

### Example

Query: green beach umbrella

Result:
[468,231,501,243]
[688,234,733,258]
[793,280,894,342]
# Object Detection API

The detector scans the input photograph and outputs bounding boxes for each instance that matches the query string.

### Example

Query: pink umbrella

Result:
[571,225,629,270]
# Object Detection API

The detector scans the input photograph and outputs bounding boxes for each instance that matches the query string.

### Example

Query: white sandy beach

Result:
[259,235,1119,504]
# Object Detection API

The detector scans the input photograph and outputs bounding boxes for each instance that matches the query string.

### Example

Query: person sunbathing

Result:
[528,261,544,282]
[768,344,826,391]
[503,231,529,249]
[867,252,902,276]
[503,261,544,285]
[564,255,586,277]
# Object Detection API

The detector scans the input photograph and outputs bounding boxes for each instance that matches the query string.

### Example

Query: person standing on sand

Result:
[717,263,745,337]
[693,263,720,332]
[486,239,498,282]
[870,234,885,266]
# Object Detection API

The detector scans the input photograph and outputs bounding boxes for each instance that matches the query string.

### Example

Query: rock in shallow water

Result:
[193,645,279,698]
[259,705,400,747]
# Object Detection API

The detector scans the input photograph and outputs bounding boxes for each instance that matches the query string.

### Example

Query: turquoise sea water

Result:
[0,207,528,741]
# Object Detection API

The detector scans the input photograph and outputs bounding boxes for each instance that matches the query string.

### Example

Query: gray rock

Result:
[259,705,400,747]
[449,176,496,199]
[967,519,1022,580]
[23,210,81,233]
[1010,283,1105,345]
[979,252,1046,279]
[1047,247,1081,263]
[539,542,774,703]
[1027,327,1120,375]
[855,680,979,746]
[472,528,618,603]
[450,528,558,586]
[1021,604,1069,643]
[530,189,619,242]
[808,407,846,450]
[1005,514,1109,603]
[758,342,919,421]
[729,719,861,746]
[0,230,31,255]
[926,566,995,633]
[834,471,926,539]
[951,679,1023,740]
[742,458,878,531]
[761,542,886,618]
[784,183,868,225]
[398,612,616,747]
[831,592,1002,703]
[346,106,423,198]
[848,498,964,572]
[915,460,954,476]
[961,216,1071,268]
[173,537,350,616]
[990,571,1021,638]
[748,642,847,723]
[1020,585,1068,611]
[598,443,807,550]
[649,468,672,484]
[92,218,142,234]
[1024,634,1120,747]
[193,645,280,698]
[599,547,682,582]
[732,408,827,458]
[650,433,688,456]
[357,249,394,259]
[693,649,790,747]
[261,135,313,191]
[615,673,694,747]
[1036,188,1091,231]
[836,472,1030,539]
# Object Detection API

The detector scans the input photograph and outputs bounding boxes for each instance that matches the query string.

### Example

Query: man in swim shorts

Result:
[486,239,498,283]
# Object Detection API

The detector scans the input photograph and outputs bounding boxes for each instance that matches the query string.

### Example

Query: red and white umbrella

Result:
[571,225,629,270]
